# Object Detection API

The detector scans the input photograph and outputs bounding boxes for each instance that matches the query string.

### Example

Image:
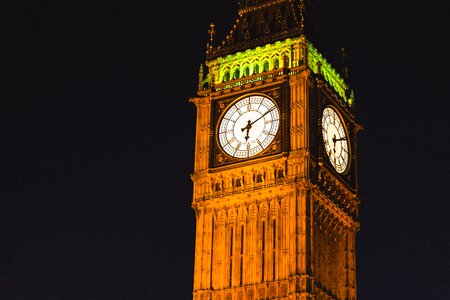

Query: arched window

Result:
[233,68,240,79]
[223,70,230,82]
[273,58,280,69]
[253,64,260,74]
[263,60,270,72]
[243,66,250,77]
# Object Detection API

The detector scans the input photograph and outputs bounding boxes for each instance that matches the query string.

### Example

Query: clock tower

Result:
[190,1,361,299]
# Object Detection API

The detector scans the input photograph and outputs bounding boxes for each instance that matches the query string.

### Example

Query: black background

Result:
[2,0,449,299]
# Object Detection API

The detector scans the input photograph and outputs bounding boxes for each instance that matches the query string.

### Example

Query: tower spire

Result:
[207,0,317,60]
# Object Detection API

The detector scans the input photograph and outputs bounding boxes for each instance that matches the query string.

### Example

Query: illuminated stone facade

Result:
[191,1,360,299]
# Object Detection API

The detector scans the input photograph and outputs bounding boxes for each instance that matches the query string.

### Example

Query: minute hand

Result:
[333,137,347,142]
[333,136,347,144]
[250,107,275,126]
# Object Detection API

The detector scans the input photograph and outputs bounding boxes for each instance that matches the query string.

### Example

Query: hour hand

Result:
[241,120,252,132]
[244,128,250,141]
[241,120,252,141]
[332,135,347,144]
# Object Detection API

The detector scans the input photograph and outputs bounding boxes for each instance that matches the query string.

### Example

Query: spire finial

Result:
[298,0,305,32]
[340,47,349,79]
[206,23,216,55]
[198,64,204,91]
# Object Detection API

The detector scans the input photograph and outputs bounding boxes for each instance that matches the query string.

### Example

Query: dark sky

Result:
[2,0,449,299]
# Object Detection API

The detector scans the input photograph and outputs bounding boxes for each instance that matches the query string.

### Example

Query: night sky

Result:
[2,0,449,299]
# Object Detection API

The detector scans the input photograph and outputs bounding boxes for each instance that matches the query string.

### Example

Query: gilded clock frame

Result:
[321,105,351,175]
[216,93,281,159]
[210,85,288,168]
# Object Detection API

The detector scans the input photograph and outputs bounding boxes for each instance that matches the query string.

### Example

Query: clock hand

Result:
[241,120,252,141]
[241,120,252,132]
[332,136,347,143]
[240,107,276,141]
[332,135,337,153]
[249,106,275,126]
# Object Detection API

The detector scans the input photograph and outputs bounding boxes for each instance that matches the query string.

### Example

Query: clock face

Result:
[218,95,280,158]
[322,107,350,173]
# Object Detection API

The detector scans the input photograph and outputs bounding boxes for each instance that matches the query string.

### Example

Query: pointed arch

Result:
[222,68,230,82]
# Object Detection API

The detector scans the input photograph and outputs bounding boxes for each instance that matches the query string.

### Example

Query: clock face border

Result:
[210,87,286,168]
[216,94,281,159]
[321,106,351,174]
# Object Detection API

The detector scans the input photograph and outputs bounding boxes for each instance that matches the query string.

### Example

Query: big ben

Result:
[190,1,361,299]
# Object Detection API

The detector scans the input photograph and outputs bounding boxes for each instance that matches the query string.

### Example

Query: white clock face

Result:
[218,95,280,158]
[322,107,350,173]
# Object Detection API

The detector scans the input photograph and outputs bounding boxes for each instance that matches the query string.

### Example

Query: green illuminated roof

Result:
[307,43,352,105]
[203,37,353,107]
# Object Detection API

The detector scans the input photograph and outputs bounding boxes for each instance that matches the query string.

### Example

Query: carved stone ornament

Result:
[258,286,265,298]
[239,206,247,224]
[260,201,268,220]
[268,89,280,99]
[218,209,226,227]
[228,207,237,224]
[249,204,258,222]
[270,199,279,217]
[281,198,288,216]
[216,153,232,165]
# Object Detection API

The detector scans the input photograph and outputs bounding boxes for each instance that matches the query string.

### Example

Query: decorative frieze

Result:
[317,169,359,219]
[192,158,290,202]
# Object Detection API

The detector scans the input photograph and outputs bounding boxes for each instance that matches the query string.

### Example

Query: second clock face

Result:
[322,107,350,173]
[218,95,280,158]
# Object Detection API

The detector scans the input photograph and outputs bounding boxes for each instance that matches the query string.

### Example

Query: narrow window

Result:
[223,70,230,82]
[261,221,265,282]
[229,226,233,287]
[233,68,240,79]
[278,169,284,178]
[273,219,276,281]
[256,173,263,183]
[240,225,244,285]
[263,61,270,72]
[253,64,260,74]
[235,178,242,187]
[273,59,280,69]
[210,218,214,288]
[244,66,250,77]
